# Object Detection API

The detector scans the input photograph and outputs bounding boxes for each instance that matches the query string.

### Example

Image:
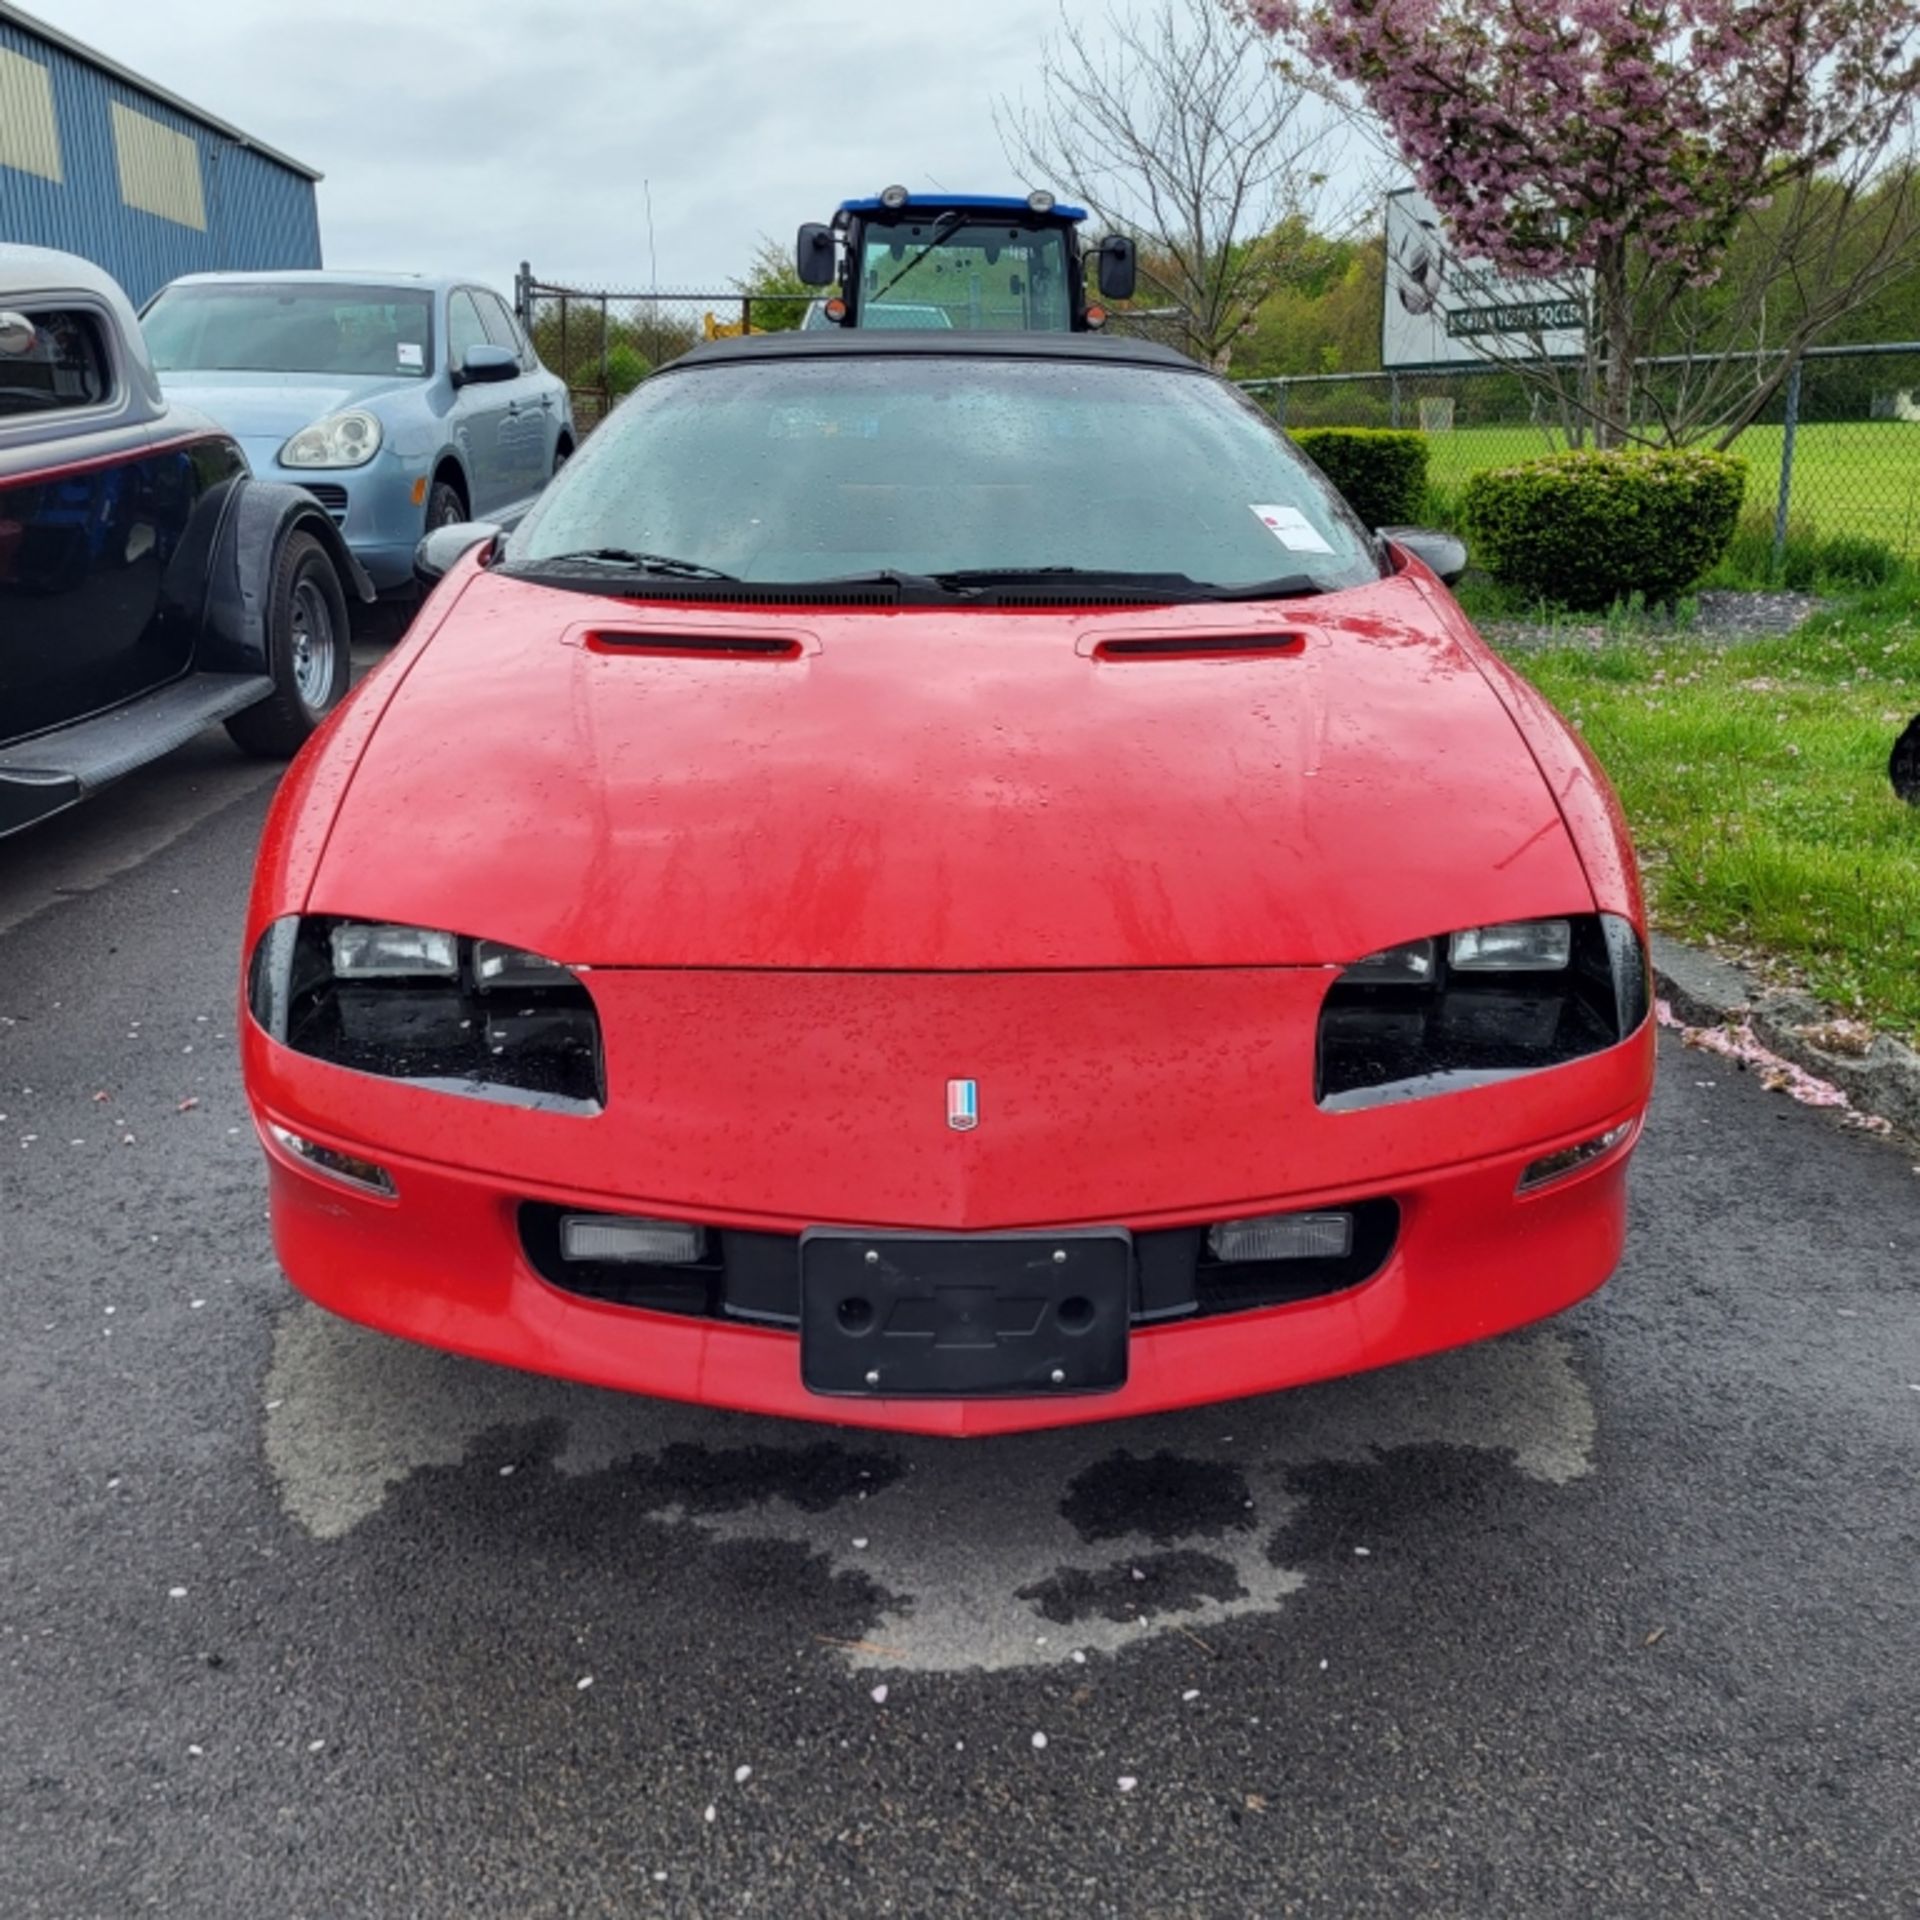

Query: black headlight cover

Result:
[248,916,603,1112]
[1318,913,1647,1109]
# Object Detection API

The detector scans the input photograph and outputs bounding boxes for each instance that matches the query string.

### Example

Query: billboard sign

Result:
[1382,188,1586,369]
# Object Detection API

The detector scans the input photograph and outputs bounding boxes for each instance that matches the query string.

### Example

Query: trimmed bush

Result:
[1291,428,1430,532]
[1460,448,1745,610]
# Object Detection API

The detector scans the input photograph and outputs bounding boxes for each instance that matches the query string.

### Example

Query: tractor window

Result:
[855,221,1072,331]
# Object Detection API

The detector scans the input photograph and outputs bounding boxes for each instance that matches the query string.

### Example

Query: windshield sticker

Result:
[397,342,424,370]
[1250,504,1336,554]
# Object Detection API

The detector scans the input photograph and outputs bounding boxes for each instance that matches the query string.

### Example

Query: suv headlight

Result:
[1318,914,1647,1109]
[280,409,383,469]
[248,917,603,1112]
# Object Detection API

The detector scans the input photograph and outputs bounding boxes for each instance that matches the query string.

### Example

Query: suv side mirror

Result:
[1380,526,1468,587]
[795,223,836,287]
[452,343,518,388]
[415,520,503,588]
[1096,235,1137,302]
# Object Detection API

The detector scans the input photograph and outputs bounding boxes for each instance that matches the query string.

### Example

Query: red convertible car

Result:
[242,331,1655,1435]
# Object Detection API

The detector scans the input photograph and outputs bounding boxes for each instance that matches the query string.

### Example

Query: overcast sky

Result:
[26,0,1111,297]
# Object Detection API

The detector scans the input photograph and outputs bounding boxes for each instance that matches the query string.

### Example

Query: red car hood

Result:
[309,570,1591,969]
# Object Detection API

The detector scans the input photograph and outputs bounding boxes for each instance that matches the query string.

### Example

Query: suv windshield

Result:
[856,220,1072,331]
[143,284,434,378]
[504,355,1380,594]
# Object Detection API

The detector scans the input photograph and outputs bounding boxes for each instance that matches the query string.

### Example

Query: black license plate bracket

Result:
[799,1229,1132,1398]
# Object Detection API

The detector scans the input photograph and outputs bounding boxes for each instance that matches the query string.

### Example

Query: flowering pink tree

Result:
[1248,0,1920,444]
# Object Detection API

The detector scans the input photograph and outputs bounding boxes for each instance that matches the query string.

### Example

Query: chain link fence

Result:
[1240,344,1920,569]
[514,268,813,431]
[515,265,1920,570]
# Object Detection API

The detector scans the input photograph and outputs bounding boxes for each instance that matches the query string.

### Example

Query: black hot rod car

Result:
[0,243,368,836]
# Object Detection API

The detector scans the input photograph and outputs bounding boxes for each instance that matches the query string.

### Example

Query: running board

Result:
[0,672,273,835]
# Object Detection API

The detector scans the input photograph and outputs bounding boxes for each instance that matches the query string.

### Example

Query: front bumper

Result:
[245,964,1654,1436]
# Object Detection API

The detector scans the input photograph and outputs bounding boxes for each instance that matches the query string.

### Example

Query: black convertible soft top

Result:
[665,329,1200,376]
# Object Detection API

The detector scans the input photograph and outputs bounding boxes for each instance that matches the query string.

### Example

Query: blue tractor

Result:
[795,188,1136,332]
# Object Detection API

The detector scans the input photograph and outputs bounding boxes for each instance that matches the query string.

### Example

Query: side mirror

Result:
[414,520,503,588]
[1096,235,1137,302]
[0,310,35,357]
[1381,526,1468,587]
[452,343,519,388]
[795,223,836,287]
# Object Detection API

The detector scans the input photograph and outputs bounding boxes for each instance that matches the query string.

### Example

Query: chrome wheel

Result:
[289,574,338,709]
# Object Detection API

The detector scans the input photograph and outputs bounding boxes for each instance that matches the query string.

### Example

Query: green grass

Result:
[1419,421,1920,555]
[1505,584,1920,1041]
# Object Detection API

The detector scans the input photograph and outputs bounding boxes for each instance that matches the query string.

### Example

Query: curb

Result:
[1650,933,1920,1139]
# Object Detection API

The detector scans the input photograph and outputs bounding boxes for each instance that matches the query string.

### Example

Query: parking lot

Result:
[0,724,1914,1918]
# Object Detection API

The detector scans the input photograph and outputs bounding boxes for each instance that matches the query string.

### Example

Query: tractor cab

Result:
[795,188,1135,332]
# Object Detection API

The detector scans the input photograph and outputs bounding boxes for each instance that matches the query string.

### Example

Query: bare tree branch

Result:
[995,0,1373,370]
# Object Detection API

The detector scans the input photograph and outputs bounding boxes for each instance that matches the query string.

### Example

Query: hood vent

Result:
[587,631,807,660]
[1091,632,1306,660]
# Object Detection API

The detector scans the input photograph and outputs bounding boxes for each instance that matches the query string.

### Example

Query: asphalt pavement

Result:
[3,727,1918,1919]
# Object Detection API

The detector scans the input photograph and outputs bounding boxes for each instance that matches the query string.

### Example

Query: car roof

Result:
[0,242,140,310]
[158,270,477,295]
[666,331,1200,375]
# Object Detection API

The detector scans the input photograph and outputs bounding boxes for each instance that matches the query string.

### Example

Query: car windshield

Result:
[503,355,1380,593]
[856,219,1072,330]
[143,284,434,378]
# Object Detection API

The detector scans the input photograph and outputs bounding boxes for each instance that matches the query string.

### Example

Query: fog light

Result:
[560,1214,707,1264]
[1208,1210,1353,1262]
[1518,1119,1637,1193]
[267,1123,396,1196]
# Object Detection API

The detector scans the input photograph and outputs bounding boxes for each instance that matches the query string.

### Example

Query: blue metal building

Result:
[0,1,320,307]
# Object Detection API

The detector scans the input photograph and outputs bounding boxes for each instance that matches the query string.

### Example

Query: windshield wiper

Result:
[929,567,1334,601]
[517,548,739,581]
[870,210,966,303]
[811,568,965,596]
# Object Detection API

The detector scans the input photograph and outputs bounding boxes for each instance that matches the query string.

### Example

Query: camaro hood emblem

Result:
[946,1079,979,1131]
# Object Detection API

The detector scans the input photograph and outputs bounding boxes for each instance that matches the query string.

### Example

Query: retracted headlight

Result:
[280,409,383,469]
[1318,913,1647,1109]
[248,917,602,1112]
[1449,919,1571,972]
[1340,937,1437,986]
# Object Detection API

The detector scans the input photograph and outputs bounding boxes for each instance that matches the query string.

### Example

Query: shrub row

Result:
[1460,449,1746,609]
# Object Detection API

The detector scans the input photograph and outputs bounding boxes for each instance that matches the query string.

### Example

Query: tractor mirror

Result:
[795,224,836,287]
[1096,235,1137,302]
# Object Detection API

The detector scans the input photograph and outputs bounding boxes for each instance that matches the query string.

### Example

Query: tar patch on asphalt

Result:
[265,1303,1598,1669]
[1265,1442,1517,1567]
[617,1440,908,1515]
[1057,1449,1257,1545]
[1016,1549,1249,1623]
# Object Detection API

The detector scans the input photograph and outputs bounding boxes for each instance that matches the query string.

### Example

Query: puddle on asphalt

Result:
[263,1301,1594,1672]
